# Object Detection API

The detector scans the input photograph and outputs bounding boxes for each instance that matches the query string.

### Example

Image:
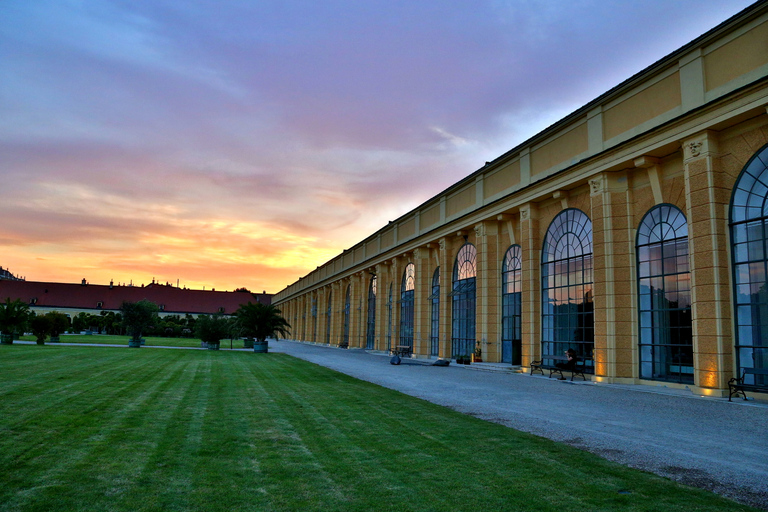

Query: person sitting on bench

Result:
[555,348,577,380]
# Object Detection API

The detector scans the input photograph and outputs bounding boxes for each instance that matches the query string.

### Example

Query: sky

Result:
[0,0,757,293]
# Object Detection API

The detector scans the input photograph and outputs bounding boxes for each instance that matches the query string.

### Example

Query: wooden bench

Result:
[530,356,591,381]
[728,367,768,401]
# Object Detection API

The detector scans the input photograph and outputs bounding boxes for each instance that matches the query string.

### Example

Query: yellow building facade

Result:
[274,2,768,396]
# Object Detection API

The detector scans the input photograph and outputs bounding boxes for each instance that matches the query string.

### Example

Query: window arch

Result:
[541,209,594,368]
[343,285,351,348]
[452,243,477,358]
[501,245,522,365]
[430,267,440,357]
[366,275,377,350]
[400,263,415,349]
[637,204,692,383]
[730,143,768,380]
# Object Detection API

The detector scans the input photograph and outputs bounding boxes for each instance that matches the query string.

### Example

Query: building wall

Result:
[274,3,768,396]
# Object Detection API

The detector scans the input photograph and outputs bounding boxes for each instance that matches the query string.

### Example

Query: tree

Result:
[121,300,159,345]
[0,298,30,342]
[30,314,53,344]
[46,312,70,340]
[194,314,232,347]
[234,302,291,343]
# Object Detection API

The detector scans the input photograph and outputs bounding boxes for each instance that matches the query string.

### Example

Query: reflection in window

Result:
[366,275,376,350]
[452,244,477,358]
[541,209,594,368]
[501,245,522,365]
[430,267,440,357]
[400,263,415,348]
[731,143,768,383]
[343,285,351,347]
[637,205,692,383]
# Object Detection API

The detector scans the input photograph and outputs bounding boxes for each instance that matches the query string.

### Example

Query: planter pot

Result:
[128,339,142,348]
[140,338,146,346]
[36,340,45,345]
[201,341,209,348]
[253,340,268,353]
[243,338,254,349]
[0,334,13,345]
[207,343,220,351]
[50,336,60,343]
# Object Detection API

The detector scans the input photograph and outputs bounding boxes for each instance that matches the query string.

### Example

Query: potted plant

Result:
[473,343,483,363]
[46,312,69,342]
[0,298,30,345]
[121,300,159,348]
[195,314,231,350]
[30,313,52,345]
[234,302,291,354]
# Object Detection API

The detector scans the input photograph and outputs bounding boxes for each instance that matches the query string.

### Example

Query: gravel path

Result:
[272,340,768,510]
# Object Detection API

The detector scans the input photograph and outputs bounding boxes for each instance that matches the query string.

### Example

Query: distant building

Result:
[0,267,24,281]
[0,278,272,320]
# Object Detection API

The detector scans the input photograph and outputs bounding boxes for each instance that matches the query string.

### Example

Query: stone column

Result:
[589,171,635,382]
[683,131,732,394]
[475,220,501,362]
[374,263,387,351]
[413,247,431,357]
[520,203,541,367]
[390,256,404,351]
[438,237,453,358]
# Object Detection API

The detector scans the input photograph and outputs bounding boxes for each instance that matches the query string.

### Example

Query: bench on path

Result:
[530,355,592,381]
[390,344,412,358]
[728,367,768,401]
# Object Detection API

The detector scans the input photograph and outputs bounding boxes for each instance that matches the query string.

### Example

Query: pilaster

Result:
[520,202,541,367]
[475,220,501,362]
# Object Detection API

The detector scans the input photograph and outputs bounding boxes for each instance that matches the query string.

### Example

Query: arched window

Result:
[325,291,332,345]
[386,284,393,351]
[730,143,768,381]
[400,263,415,348]
[452,243,477,358]
[429,267,440,357]
[342,285,351,348]
[637,205,691,383]
[541,209,594,368]
[366,275,377,350]
[501,245,522,365]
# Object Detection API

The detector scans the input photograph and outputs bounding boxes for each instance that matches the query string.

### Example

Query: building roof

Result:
[0,280,271,315]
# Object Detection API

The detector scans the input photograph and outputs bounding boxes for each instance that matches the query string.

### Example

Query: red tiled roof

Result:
[0,280,271,315]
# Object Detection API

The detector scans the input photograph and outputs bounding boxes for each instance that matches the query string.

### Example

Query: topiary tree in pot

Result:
[30,313,53,345]
[194,314,231,350]
[234,302,291,354]
[121,300,159,348]
[46,311,70,342]
[0,298,30,345]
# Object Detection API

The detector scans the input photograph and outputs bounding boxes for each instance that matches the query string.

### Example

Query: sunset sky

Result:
[1,0,755,293]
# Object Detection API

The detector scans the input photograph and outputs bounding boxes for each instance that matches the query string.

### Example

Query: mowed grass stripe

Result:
[0,346,757,512]
[3,350,196,510]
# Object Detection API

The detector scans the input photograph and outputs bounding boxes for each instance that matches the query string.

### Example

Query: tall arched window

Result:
[386,284,393,351]
[430,267,440,357]
[400,263,415,348]
[366,275,377,350]
[325,291,332,345]
[501,245,522,365]
[731,143,768,380]
[541,209,594,368]
[452,243,477,358]
[637,205,691,383]
[342,285,351,347]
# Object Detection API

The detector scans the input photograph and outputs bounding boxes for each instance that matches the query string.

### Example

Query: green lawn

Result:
[0,346,756,512]
[18,334,248,349]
